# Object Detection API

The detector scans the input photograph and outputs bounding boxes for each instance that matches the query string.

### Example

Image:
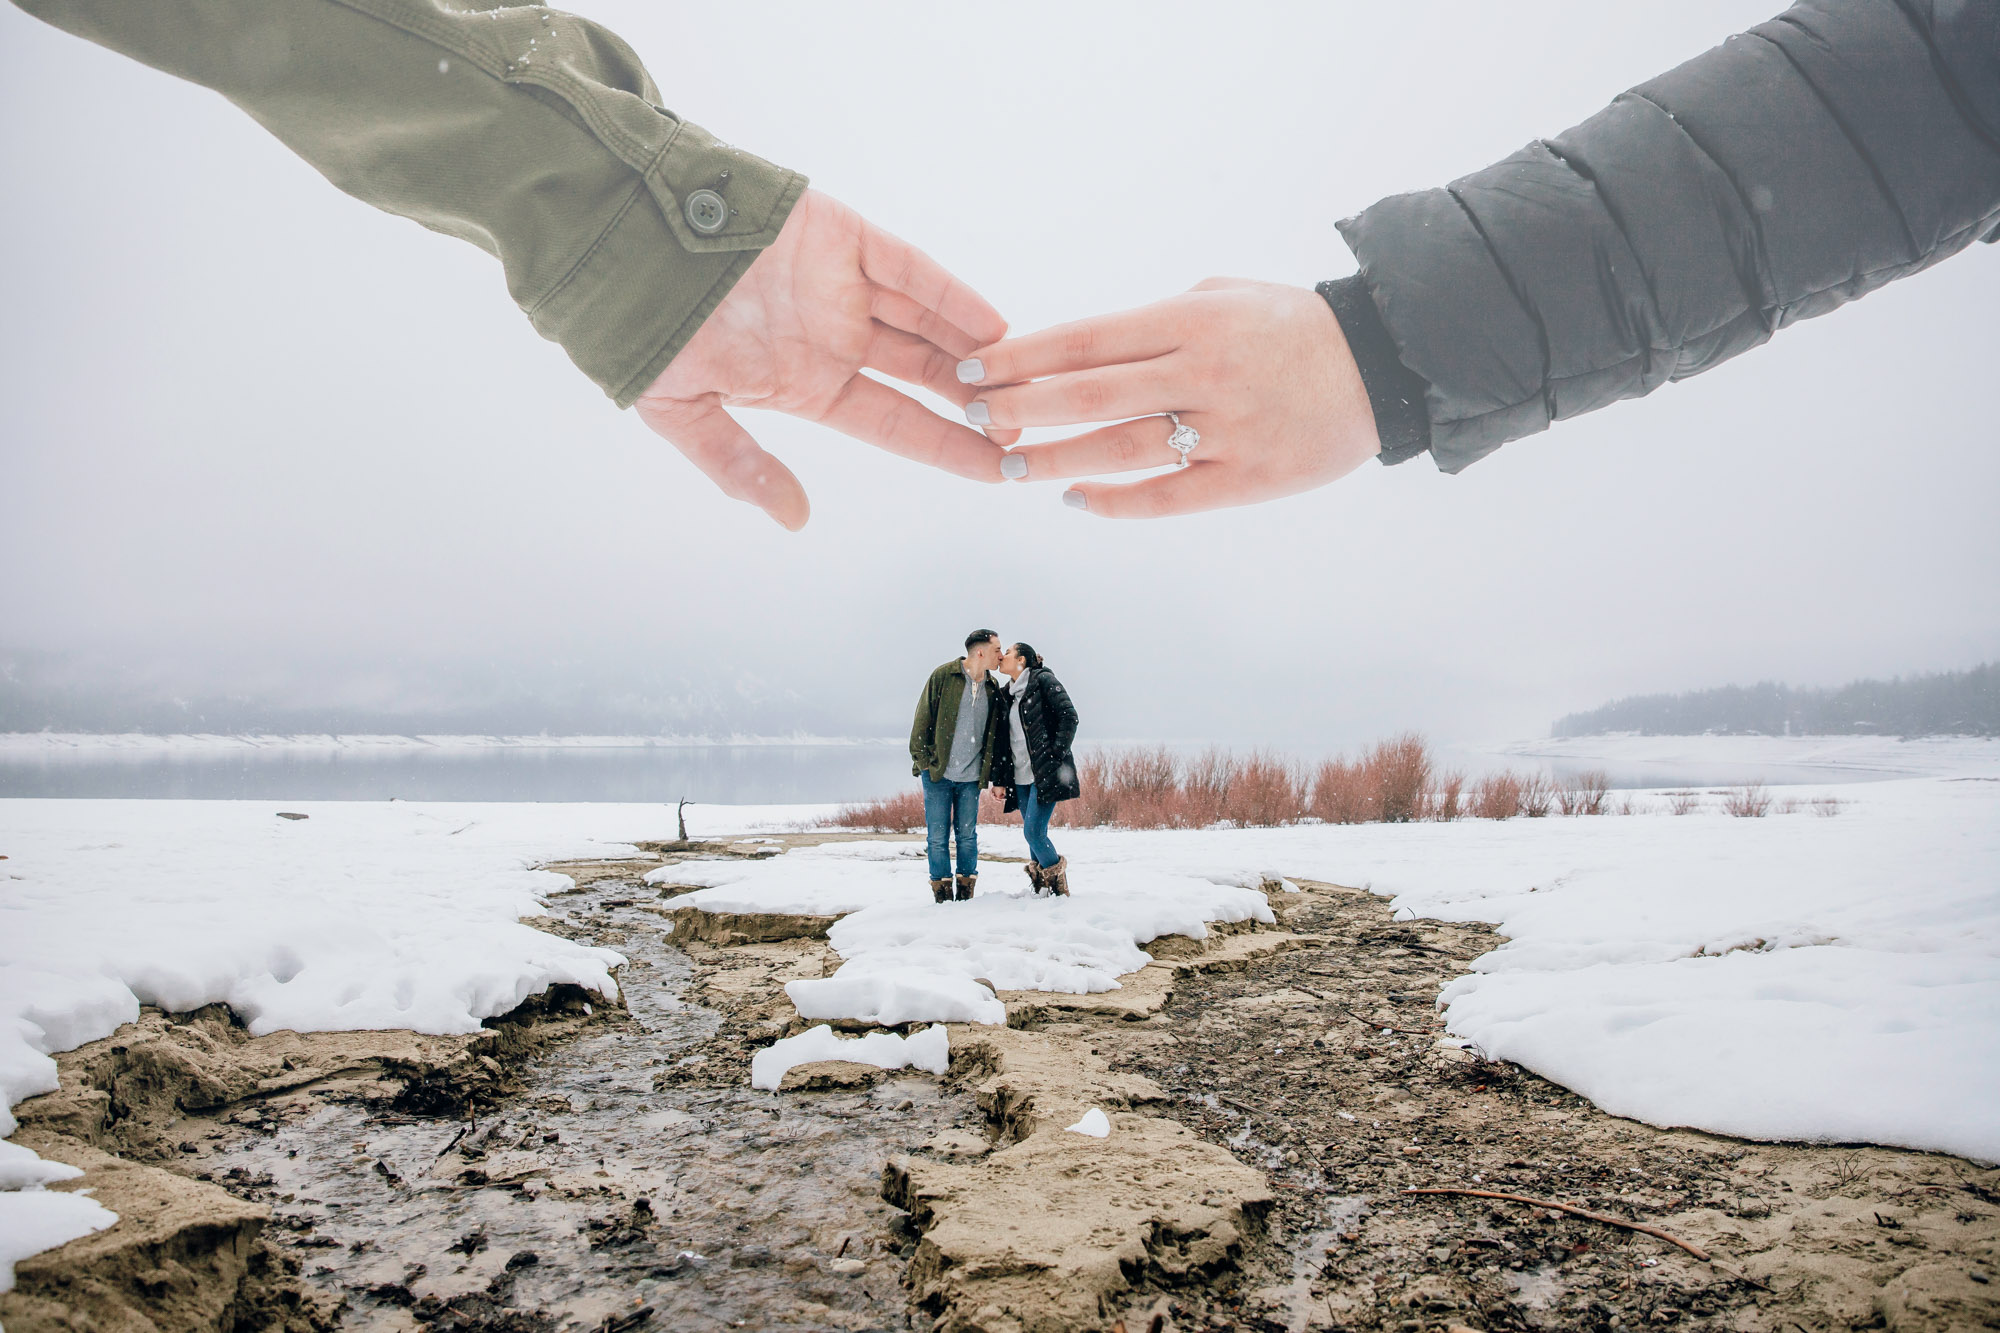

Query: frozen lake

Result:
[0,738,913,804]
[0,733,1985,803]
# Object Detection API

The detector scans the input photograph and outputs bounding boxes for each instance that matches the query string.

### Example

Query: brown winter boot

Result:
[954,874,978,902]
[1045,858,1070,897]
[1023,861,1046,895]
[930,877,953,904]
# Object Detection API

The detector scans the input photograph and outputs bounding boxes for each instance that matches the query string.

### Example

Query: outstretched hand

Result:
[636,189,1016,530]
[959,278,1382,518]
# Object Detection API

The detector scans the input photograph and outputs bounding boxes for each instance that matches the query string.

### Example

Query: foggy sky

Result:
[3,2,1997,748]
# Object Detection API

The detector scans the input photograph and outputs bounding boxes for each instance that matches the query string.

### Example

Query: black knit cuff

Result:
[1317,275,1432,467]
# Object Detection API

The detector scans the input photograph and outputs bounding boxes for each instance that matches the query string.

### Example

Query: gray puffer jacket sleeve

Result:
[1331,0,2000,473]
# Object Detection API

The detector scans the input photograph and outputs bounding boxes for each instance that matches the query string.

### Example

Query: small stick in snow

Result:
[1401,1187,1772,1290]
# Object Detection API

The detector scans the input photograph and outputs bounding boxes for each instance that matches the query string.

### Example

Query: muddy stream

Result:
[190,873,961,1332]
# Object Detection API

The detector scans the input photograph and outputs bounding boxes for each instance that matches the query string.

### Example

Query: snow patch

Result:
[1064,1108,1111,1138]
[748,1023,949,1092]
[665,841,1275,1032]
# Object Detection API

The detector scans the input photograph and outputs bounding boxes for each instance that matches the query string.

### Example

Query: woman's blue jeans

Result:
[921,772,980,880]
[1019,783,1060,868]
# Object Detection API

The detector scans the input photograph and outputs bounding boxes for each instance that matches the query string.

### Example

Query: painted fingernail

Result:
[1000,452,1028,480]
[956,358,985,384]
[964,401,991,426]
[1062,489,1088,511]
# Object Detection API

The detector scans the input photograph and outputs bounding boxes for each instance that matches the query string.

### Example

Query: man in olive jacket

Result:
[909,630,1003,904]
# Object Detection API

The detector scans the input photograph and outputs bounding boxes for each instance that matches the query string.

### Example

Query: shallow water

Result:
[198,875,970,1331]
[0,742,910,803]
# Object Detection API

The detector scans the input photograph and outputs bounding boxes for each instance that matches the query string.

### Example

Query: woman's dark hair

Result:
[1012,642,1043,671]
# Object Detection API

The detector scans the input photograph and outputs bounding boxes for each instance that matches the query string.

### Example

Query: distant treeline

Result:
[1553,662,1998,738]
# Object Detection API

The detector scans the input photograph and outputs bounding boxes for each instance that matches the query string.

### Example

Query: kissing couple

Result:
[909,631,1080,905]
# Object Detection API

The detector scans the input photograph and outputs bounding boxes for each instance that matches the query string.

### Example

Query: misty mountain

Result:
[0,650,886,738]
[1553,662,1999,738]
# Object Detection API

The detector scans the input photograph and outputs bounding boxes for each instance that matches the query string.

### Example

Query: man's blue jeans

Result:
[1018,783,1060,869]
[921,772,980,880]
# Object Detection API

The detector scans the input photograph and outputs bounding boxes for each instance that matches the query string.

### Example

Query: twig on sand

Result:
[1402,1187,1772,1291]
[421,1167,549,1193]
[1341,1006,1437,1037]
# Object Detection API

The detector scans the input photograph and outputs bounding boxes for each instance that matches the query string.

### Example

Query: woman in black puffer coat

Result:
[989,642,1080,898]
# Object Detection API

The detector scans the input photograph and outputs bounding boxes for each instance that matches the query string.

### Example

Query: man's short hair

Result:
[965,629,1000,652]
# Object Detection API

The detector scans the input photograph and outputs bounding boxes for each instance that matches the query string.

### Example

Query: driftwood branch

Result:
[1401,1186,1771,1291]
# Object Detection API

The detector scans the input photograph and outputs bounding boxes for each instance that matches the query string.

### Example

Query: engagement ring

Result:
[1165,413,1200,467]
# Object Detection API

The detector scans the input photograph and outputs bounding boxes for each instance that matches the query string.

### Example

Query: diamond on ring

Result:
[1165,413,1200,467]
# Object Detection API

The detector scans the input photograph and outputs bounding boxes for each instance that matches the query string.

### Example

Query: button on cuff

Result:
[684,188,729,235]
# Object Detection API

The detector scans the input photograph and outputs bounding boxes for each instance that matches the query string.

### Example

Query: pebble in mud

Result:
[185,862,981,1332]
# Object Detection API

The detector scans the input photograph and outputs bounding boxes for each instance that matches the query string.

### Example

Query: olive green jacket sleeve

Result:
[910,662,957,781]
[10,0,807,407]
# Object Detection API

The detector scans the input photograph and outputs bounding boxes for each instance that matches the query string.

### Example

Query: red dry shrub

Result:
[1103,746,1182,827]
[1722,782,1773,818]
[827,790,926,832]
[1365,733,1433,823]
[1057,752,1118,828]
[1428,771,1466,821]
[1222,752,1306,828]
[1178,748,1234,829]
[1468,771,1523,820]
[1557,769,1612,816]
[1518,772,1557,818]
[829,784,1012,832]
[1308,758,1373,824]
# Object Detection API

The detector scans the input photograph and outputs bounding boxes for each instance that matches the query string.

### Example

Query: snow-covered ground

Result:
[648,777,2000,1165]
[0,798,824,1291]
[1505,732,2000,779]
[4,765,1998,1286]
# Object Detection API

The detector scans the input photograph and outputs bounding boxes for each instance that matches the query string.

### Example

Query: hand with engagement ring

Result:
[955,278,1382,518]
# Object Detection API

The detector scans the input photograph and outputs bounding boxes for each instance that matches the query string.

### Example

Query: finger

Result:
[636,398,810,530]
[999,414,1185,480]
[858,219,1008,347]
[1063,462,1242,520]
[870,289,985,360]
[958,305,1185,386]
[864,323,1022,446]
[819,374,1008,482]
[969,360,1182,430]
